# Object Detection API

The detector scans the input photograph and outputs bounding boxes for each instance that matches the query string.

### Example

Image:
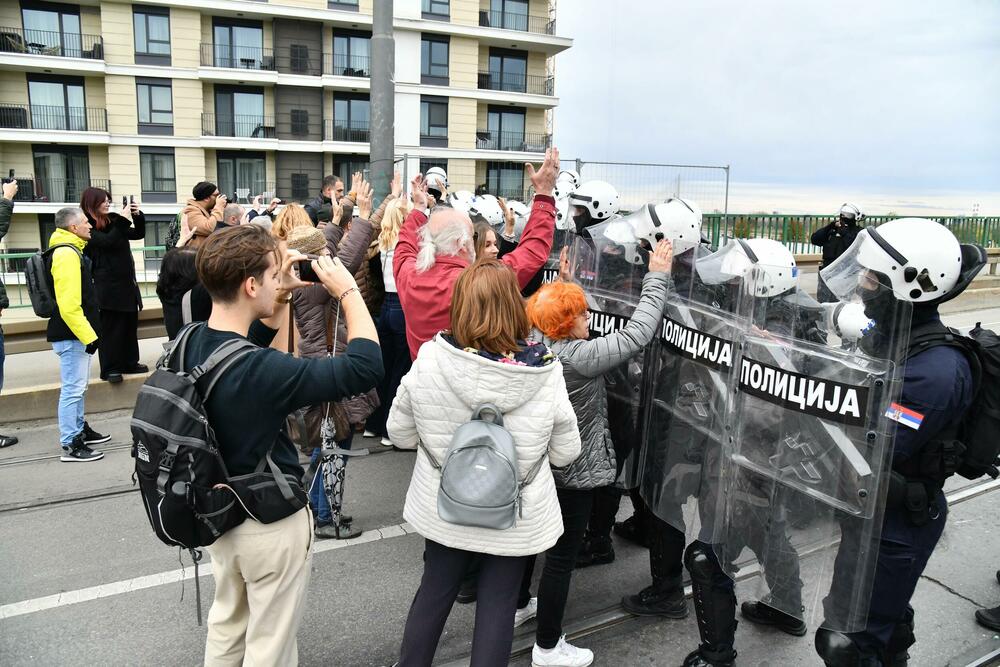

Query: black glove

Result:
[85,339,99,355]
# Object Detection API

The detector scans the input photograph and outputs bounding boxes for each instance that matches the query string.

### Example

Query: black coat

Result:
[84,212,146,312]
[810,220,860,267]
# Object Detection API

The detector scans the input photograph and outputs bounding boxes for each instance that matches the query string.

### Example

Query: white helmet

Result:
[554,169,580,199]
[698,238,798,297]
[629,198,703,255]
[468,194,504,226]
[839,202,864,223]
[555,196,572,230]
[425,167,448,198]
[568,180,619,224]
[825,218,965,303]
[448,190,475,214]
[506,200,530,237]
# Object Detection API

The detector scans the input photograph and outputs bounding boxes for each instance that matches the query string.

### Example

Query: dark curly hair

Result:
[156,248,199,303]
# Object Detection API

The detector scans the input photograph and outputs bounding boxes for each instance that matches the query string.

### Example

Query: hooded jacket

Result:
[45,228,99,345]
[533,271,671,489]
[179,198,224,249]
[388,334,581,556]
[393,195,557,360]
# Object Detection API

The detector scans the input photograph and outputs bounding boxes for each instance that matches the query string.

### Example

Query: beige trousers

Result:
[204,507,313,666]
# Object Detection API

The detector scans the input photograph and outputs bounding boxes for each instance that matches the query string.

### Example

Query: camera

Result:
[2,169,14,184]
[296,254,321,283]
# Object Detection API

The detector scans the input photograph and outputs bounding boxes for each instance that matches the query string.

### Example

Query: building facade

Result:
[0,0,570,258]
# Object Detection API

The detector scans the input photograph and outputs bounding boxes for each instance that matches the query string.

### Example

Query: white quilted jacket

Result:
[388,334,582,557]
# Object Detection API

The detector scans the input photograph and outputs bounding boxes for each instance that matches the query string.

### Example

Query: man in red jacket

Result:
[394,148,560,360]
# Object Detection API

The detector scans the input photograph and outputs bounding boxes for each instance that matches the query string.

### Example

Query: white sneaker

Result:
[363,429,376,438]
[531,635,594,667]
[380,437,394,448]
[514,597,537,627]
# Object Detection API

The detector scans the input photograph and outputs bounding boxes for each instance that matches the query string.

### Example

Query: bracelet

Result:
[274,292,292,304]
[338,286,360,301]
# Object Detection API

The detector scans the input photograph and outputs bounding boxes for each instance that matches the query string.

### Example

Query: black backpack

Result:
[24,244,82,318]
[131,323,308,551]
[907,320,1000,480]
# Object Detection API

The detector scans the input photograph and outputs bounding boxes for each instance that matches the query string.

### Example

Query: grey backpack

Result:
[419,404,548,530]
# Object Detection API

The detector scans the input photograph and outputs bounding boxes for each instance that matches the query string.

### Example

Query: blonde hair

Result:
[271,204,313,241]
[378,198,412,252]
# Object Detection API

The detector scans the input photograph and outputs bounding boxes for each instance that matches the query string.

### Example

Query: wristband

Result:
[338,286,360,301]
[274,291,292,304]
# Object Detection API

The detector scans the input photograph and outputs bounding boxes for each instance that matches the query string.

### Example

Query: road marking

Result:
[0,521,417,621]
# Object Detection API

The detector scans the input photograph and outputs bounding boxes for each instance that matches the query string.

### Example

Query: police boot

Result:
[883,605,916,666]
[815,628,880,667]
[622,579,688,619]
[976,605,1000,632]
[684,542,737,667]
[740,599,807,636]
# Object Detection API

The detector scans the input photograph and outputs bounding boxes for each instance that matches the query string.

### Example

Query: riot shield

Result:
[714,235,912,632]
[541,193,577,284]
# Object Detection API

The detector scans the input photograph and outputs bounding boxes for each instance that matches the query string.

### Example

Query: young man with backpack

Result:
[152,225,382,665]
[44,207,110,462]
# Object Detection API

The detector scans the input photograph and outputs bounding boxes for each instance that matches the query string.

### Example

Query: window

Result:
[332,157,369,185]
[217,152,267,202]
[487,49,527,93]
[22,4,82,57]
[143,215,174,271]
[485,162,524,200]
[27,76,86,131]
[420,96,448,148]
[212,20,265,69]
[38,215,57,252]
[133,6,170,64]
[139,147,176,202]
[332,94,369,142]
[290,173,310,201]
[420,35,449,85]
[489,0,529,31]
[136,79,173,134]
[331,30,370,76]
[290,109,309,137]
[214,87,267,138]
[328,0,359,11]
[32,145,90,203]
[486,106,525,151]
[289,44,310,73]
[422,0,449,20]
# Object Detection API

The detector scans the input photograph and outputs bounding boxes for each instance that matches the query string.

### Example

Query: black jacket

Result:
[0,197,11,310]
[304,192,331,225]
[811,220,860,267]
[84,212,146,312]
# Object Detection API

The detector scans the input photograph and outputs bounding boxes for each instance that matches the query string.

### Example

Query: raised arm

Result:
[500,148,560,289]
[392,174,430,298]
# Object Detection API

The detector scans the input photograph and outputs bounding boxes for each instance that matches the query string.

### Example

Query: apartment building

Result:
[0,0,570,259]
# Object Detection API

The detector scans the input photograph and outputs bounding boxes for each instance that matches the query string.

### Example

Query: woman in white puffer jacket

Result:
[388,259,581,667]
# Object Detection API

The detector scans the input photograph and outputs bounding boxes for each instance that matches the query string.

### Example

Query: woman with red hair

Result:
[521,240,674,667]
[80,187,147,383]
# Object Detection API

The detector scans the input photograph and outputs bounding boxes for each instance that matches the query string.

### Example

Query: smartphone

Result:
[297,254,321,283]
[122,195,128,209]
[129,195,135,205]
[2,169,13,184]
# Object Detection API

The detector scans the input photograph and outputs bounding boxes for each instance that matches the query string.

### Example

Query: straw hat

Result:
[286,225,326,256]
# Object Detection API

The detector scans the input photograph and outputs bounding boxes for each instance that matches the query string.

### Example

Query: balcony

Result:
[275,45,323,77]
[325,120,370,143]
[324,53,370,78]
[201,44,275,71]
[0,104,107,132]
[0,27,103,59]
[10,174,112,204]
[478,10,555,35]
[202,113,276,138]
[478,71,554,97]
[475,130,551,153]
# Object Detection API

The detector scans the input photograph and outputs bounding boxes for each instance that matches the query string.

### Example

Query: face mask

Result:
[859,284,899,356]
[573,211,592,235]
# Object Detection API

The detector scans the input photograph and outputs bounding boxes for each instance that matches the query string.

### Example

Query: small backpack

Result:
[24,244,82,318]
[907,320,1000,481]
[419,404,548,530]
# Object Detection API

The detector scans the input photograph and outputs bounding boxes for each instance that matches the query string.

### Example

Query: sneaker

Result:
[363,429,376,438]
[60,437,104,463]
[103,372,123,384]
[82,422,111,446]
[514,597,538,627]
[380,437,394,448]
[0,434,18,448]
[622,584,688,618]
[740,600,807,636]
[314,522,362,540]
[532,636,593,667]
[575,538,614,569]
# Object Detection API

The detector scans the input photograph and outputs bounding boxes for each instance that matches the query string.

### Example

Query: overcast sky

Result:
[552,0,1000,214]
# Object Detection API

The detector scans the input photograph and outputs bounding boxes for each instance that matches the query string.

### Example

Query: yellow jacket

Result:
[48,228,98,345]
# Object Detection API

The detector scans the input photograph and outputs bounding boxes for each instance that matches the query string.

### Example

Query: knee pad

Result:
[684,541,721,583]
[815,628,870,667]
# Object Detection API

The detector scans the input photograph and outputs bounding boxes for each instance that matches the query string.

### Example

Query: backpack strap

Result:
[44,243,83,259]
[417,440,442,470]
[471,403,504,426]
[253,446,299,502]
[519,451,549,489]
[163,322,206,371]
[195,339,259,401]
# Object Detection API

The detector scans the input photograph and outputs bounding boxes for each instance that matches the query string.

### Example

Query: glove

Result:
[85,339,99,355]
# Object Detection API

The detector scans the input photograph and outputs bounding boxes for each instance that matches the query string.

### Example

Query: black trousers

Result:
[399,539,526,667]
[648,511,687,588]
[536,487,594,649]
[97,309,139,377]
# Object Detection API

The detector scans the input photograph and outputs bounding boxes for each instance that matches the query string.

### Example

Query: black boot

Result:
[613,513,649,548]
[684,542,737,667]
[740,599,807,636]
[622,582,688,618]
[575,535,615,568]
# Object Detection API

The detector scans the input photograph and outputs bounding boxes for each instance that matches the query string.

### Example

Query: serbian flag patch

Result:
[884,403,924,430]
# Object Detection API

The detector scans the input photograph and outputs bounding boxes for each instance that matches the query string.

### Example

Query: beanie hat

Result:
[192,181,216,200]
[286,225,327,256]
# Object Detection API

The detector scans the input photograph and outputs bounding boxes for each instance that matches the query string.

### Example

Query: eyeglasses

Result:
[212,191,221,197]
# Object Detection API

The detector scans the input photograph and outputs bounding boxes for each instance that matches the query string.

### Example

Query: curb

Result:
[0,373,148,425]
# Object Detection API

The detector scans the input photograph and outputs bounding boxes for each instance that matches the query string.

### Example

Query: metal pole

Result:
[370,0,395,206]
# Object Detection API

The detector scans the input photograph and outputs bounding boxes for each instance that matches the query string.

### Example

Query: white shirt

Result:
[381,247,397,293]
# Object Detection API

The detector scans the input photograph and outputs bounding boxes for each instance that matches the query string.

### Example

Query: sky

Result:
[552,0,1000,215]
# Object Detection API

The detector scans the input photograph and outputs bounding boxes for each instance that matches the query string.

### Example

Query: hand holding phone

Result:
[296,254,321,283]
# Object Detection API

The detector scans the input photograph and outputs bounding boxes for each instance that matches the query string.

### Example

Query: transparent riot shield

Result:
[541,195,576,284]
[714,237,912,632]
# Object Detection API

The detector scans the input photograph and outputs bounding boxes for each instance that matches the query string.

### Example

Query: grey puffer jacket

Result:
[536,271,672,489]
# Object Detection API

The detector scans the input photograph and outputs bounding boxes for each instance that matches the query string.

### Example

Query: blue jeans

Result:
[369,293,412,437]
[0,324,5,394]
[53,339,91,448]
[308,432,354,524]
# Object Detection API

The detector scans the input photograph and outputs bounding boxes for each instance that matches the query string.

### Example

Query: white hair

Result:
[415,209,476,272]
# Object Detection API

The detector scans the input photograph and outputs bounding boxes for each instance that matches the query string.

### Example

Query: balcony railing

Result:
[0,104,107,132]
[325,120,370,142]
[201,44,276,71]
[477,71,554,96]
[8,174,112,204]
[478,10,555,35]
[274,45,322,77]
[202,113,276,138]
[0,27,103,59]
[324,53,370,78]
[221,184,278,202]
[476,130,551,153]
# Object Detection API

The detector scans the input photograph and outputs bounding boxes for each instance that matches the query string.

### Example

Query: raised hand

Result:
[526,146,560,197]
[2,180,17,201]
[647,239,674,274]
[558,246,572,281]
[351,172,363,199]
[390,171,403,198]
[356,180,373,219]
[410,174,428,210]
[498,197,515,236]
[314,255,359,299]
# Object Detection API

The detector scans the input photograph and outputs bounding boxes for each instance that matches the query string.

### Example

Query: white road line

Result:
[0,521,417,621]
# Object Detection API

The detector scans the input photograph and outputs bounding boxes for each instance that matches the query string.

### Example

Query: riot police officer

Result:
[812,203,864,302]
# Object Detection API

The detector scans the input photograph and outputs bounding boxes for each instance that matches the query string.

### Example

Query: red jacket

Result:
[394,194,556,359]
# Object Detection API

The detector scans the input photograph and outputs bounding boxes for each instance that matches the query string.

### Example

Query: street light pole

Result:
[370,0,395,205]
